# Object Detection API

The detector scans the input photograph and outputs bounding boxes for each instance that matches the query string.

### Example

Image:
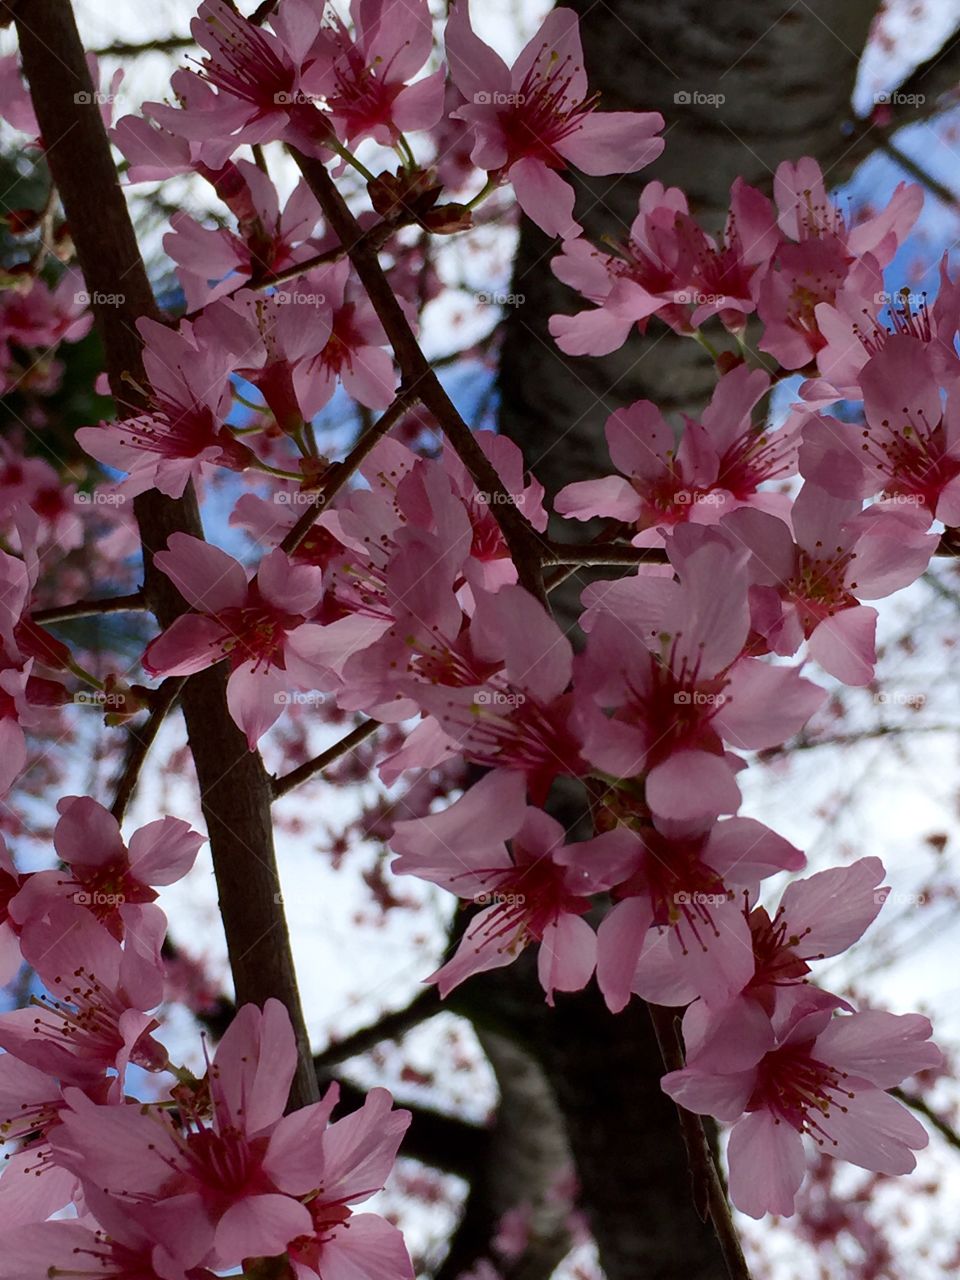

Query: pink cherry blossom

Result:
[9,795,203,943]
[0,1056,80,1229]
[0,902,167,1098]
[143,533,341,748]
[800,334,960,524]
[144,0,327,158]
[446,6,663,238]
[410,584,588,802]
[548,183,692,354]
[681,856,889,1073]
[578,815,804,1013]
[579,536,826,821]
[549,178,777,354]
[51,999,410,1271]
[76,316,254,499]
[555,365,794,542]
[662,1005,941,1218]
[391,769,624,1002]
[719,481,936,684]
[803,255,960,405]
[303,0,445,149]
[286,1088,415,1280]
[756,158,921,370]
[165,159,324,309]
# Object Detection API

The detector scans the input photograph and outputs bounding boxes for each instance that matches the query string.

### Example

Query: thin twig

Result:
[32,590,146,626]
[891,1088,960,1153]
[110,677,186,821]
[542,542,670,567]
[291,148,548,604]
[272,719,379,799]
[313,987,442,1068]
[648,1004,752,1280]
[280,392,417,556]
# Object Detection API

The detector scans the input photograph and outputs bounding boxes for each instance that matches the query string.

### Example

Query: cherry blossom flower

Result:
[51,1000,410,1271]
[680,857,889,1073]
[445,6,663,238]
[143,534,343,748]
[75,316,254,499]
[572,814,804,1013]
[757,158,921,370]
[719,481,936,684]
[662,1005,941,1218]
[9,795,203,943]
[144,0,328,159]
[802,255,960,405]
[0,902,167,1099]
[579,536,826,821]
[303,0,445,149]
[555,365,795,543]
[549,178,777,354]
[548,182,691,354]
[800,334,960,525]
[391,770,627,1002]
[165,159,324,309]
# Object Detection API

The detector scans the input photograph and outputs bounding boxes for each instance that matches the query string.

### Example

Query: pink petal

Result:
[537,913,597,1004]
[215,1193,312,1262]
[508,157,580,239]
[806,607,877,686]
[646,750,741,822]
[54,795,125,867]
[143,613,227,677]
[727,1110,806,1218]
[152,532,247,613]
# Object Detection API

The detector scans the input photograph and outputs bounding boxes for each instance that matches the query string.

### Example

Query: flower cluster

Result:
[0,0,948,1251]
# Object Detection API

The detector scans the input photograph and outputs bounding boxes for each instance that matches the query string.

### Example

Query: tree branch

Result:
[279,393,417,556]
[111,676,186,821]
[272,719,379,799]
[891,1087,960,1153]
[14,0,317,1111]
[648,1005,751,1280]
[290,149,549,604]
[312,988,443,1068]
[32,591,146,626]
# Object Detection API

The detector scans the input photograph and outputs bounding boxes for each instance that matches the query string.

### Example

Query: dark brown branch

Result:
[111,677,186,821]
[648,1005,751,1280]
[272,719,379,799]
[92,34,194,57]
[280,393,417,556]
[542,542,670,567]
[32,591,146,626]
[313,988,443,1069]
[14,0,317,1111]
[291,149,548,604]
[892,1088,960,1153]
